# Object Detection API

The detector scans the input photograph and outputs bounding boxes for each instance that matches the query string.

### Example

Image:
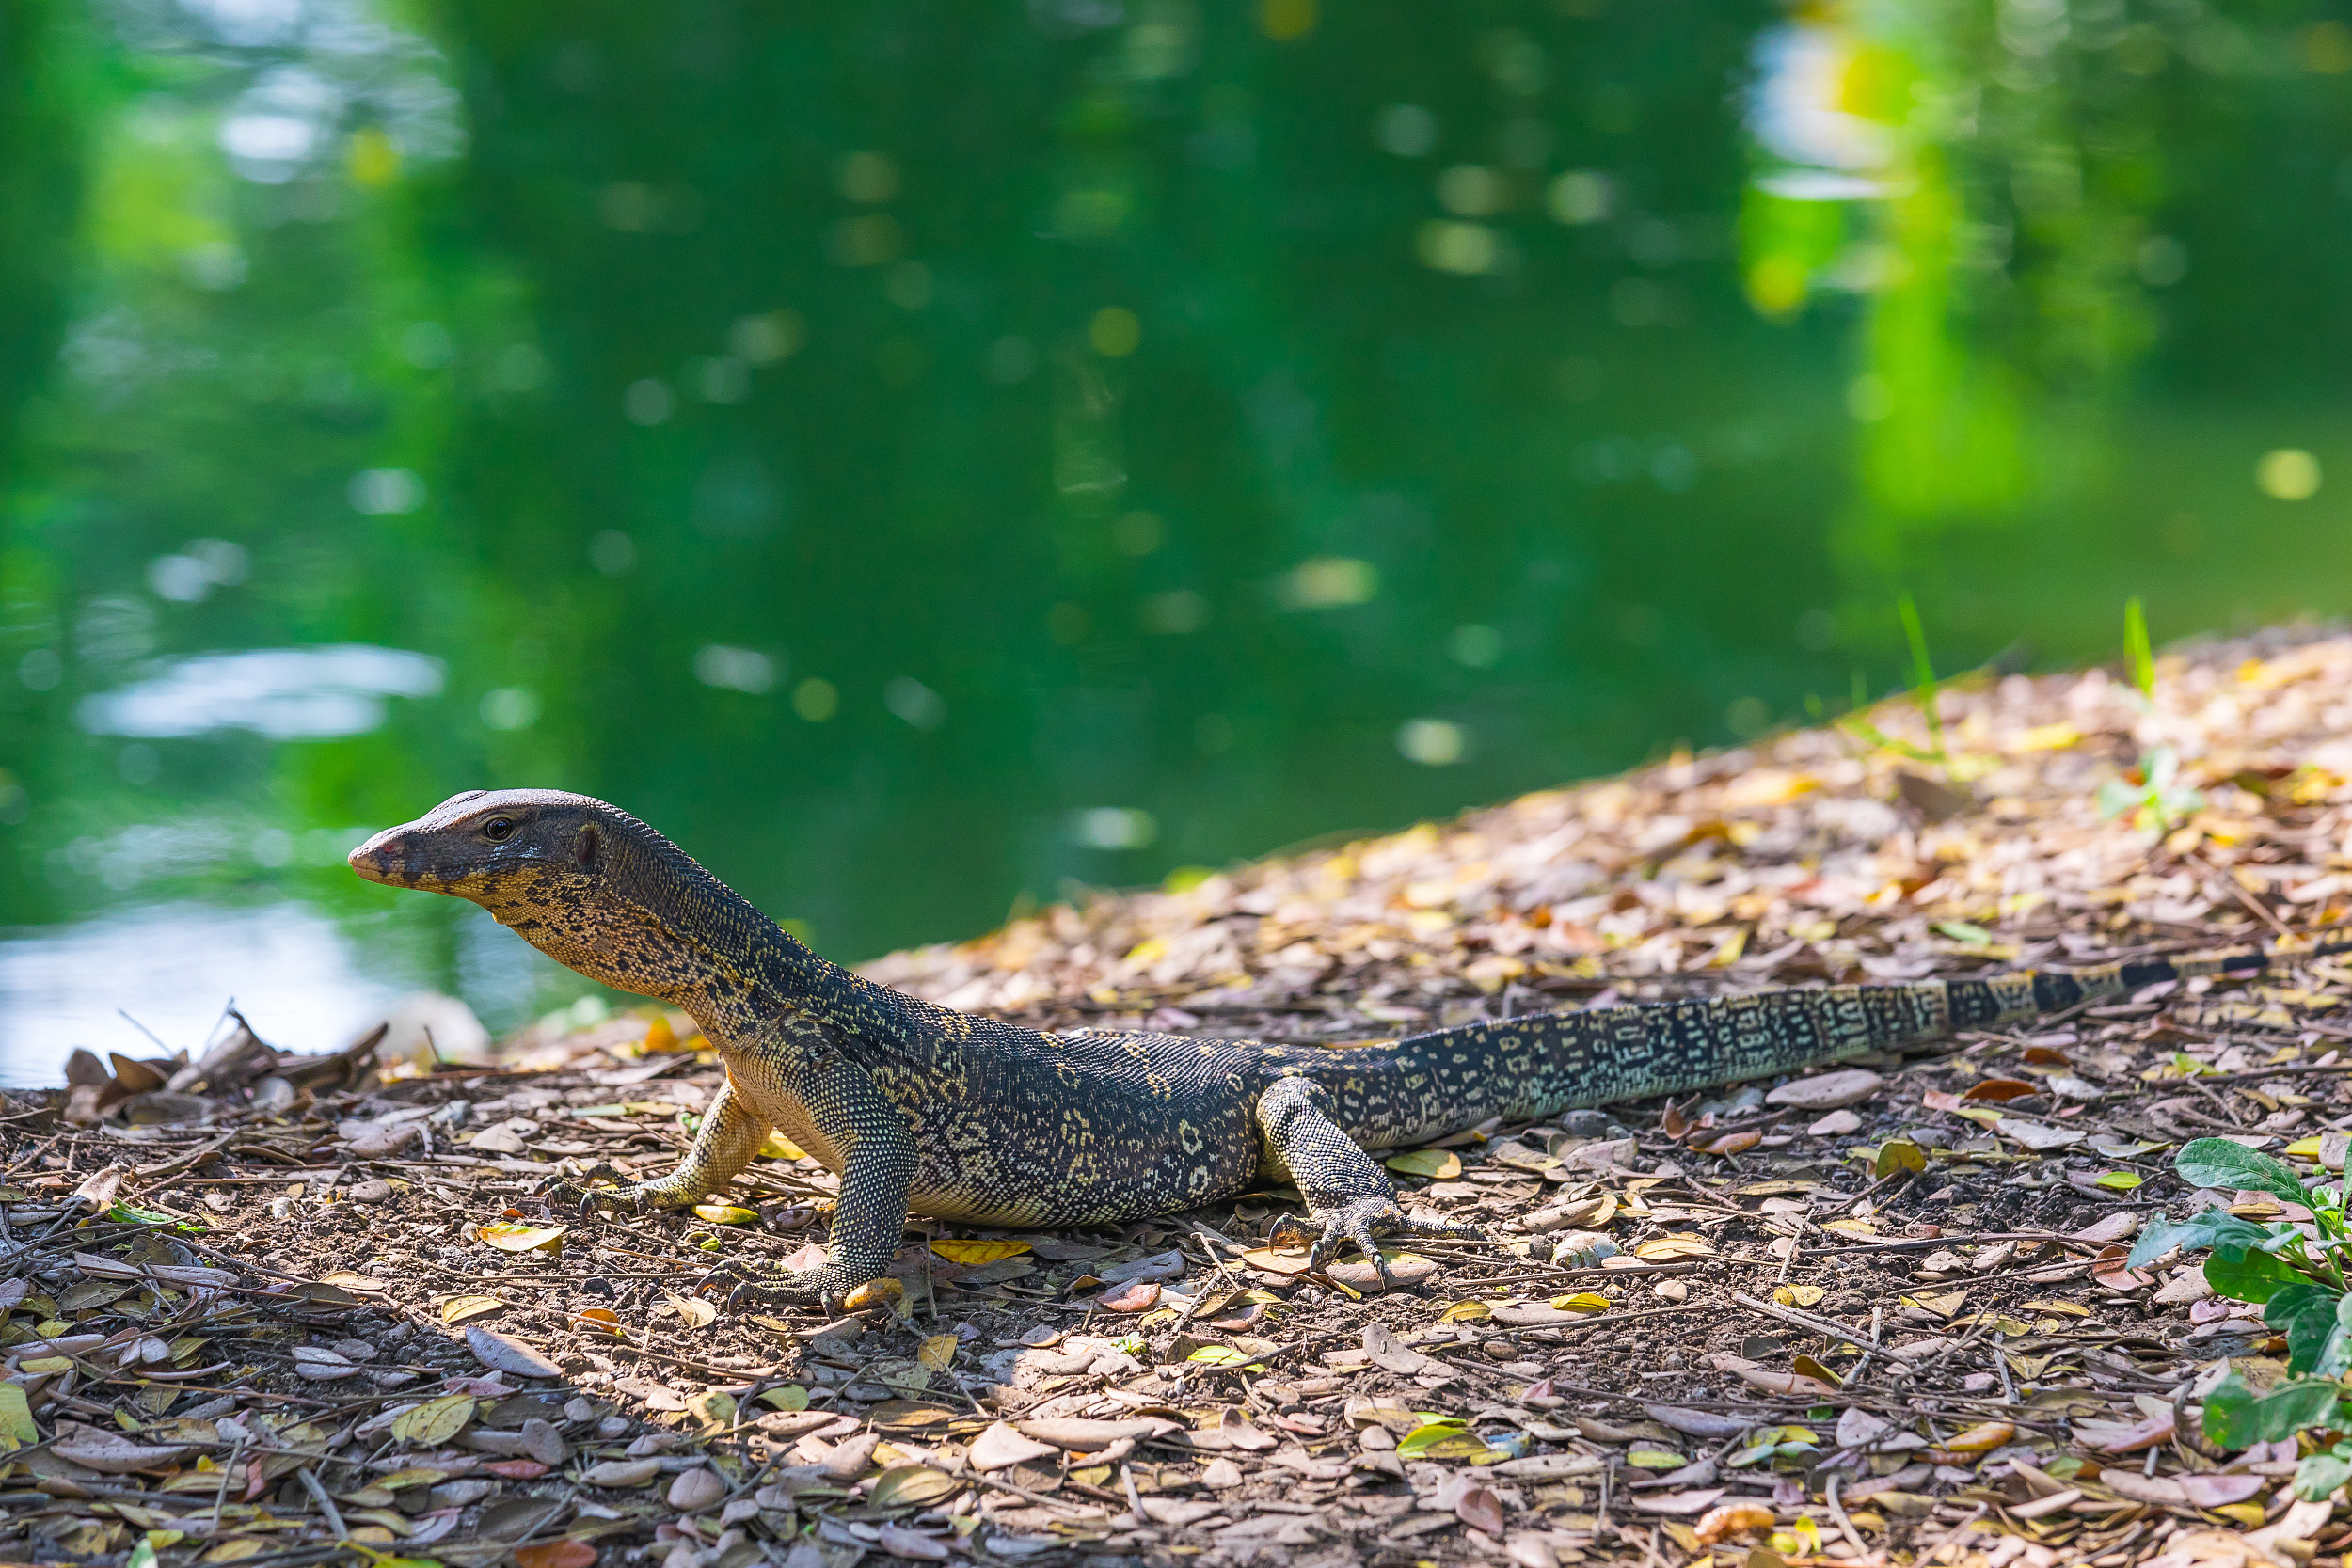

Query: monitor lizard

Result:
[350,787,2345,1307]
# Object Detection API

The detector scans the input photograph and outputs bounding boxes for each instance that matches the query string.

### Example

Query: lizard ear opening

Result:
[574,821,601,870]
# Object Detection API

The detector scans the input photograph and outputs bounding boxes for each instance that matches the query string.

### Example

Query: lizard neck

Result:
[475,831,874,1046]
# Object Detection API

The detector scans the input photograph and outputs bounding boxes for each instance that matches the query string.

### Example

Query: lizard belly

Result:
[898,1047,1263,1227]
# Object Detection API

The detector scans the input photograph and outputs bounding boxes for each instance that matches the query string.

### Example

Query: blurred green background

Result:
[4,0,2351,1078]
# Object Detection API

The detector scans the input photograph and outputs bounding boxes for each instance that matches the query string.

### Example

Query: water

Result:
[4,0,2351,1084]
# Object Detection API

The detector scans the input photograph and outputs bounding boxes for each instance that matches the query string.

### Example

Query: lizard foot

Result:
[693,1259,866,1315]
[540,1161,688,1217]
[1270,1196,1483,1286]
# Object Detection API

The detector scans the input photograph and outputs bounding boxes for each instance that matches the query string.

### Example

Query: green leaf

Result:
[2175,1138,2312,1206]
[2202,1373,2348,1449]
[2128,1209,2275,1270]
[2206,1248,2311,1306]
[2296,1448,2352,1503]
[1933,920,1992,947]
[2258,1288,2352,1372]
[1395,1419,1472,1459]
[2093,1170,2142,1192]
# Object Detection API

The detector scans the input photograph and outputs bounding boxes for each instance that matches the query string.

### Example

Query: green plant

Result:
[1839,594,1953,767]
[2124,595,2157,698]
[2100,599,2204,831]
[2132,1138,2352,1497]
[2097,743,2205,831]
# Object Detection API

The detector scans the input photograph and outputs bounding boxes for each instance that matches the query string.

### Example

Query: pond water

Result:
[4,0,2351,1083]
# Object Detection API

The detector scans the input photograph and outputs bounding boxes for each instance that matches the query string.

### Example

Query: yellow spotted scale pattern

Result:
[349,788,2348,1303]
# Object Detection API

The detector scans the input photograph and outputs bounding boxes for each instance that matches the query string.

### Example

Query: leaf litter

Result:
[18,627,2352,1564]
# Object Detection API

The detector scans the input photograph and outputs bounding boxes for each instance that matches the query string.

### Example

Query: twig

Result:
[1824,1471,1869,1557]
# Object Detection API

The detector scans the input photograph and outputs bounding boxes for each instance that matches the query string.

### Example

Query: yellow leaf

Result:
[2286,1136,2324,1160]
[2017,1299,2089,1318]
[1873,1139,1927,1178]
[475,1223,565,1254]
[1626,1449,1688,1470]
[2011,722,2080,752]
[759,1386,810,1411]
[1238,1246,1315,1276]
[438,1295,507,1324]
[1440,1301,1493,1323]
[389,1395,473,1446]
[1549,1292,1612,1314]
[918,1334,960,1371]
[759,1132,807,1161]
[1773,1284,1824,1307]
[1939,1420,2015,1454]
[843,1277,905,1315]
[1632,1234,1715,1261]
[1822,1218,1878,1238]
[1385,1148,1463,1180]
[0,1385,35,1451]
[1188,1344,1254,1367]
[1900,1291,1964,1318]
[930,1239,1033,1266]
[691,1205,759,1226]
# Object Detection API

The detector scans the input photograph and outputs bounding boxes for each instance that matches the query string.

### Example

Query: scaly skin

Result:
[350,788,2347,1306]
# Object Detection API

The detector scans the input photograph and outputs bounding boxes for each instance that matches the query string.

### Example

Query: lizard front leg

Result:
[707,1057,918,1309]
[550,1078,767,1213]
[1255,1075,1479,1283]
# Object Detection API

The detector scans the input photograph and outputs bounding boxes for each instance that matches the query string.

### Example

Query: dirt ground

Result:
[12,625,2352,1568]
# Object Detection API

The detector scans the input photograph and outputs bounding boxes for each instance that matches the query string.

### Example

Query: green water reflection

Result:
[3,0,2351,1054]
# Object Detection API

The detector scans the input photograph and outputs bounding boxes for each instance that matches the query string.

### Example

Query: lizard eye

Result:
[482,817,516,843]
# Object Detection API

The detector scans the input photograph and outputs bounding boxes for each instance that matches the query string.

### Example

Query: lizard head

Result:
[347,787,614,904]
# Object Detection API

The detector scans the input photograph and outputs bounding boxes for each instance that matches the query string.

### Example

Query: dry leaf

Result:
[475,1223,565,1254]
[1692,1503,1775,1544]
[1385,1148,1462,1180]
[389,1395,474,1446]
[465,1324,561,1379]
[439,1294,506,1324]
[1772,1284,1823,1307]
[1632,1234,1715,1261]
[930,1239,1032,1265]
[917,1333,959,1370]
[664,1293,720,1328]
[691,1204,759,1226]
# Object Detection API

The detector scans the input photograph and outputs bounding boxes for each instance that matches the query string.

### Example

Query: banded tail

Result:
[1325,929,2352,1148]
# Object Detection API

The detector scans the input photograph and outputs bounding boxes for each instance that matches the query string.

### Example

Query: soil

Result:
[11,625,2352,1568]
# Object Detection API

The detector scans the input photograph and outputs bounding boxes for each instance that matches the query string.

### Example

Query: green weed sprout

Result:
[1838,594,1952,768]
[2132,1138,2352,1497]
[2101,598,2204,832]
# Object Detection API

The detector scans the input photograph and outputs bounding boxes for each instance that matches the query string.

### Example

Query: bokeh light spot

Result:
[1416,221,1499,275]
[1448,624,1502,667]
[1374,104,1438,158]
[1112,511,1163,555]
[623,378,674,425]
[1260,0,1315,40]
[2257,449,2322,500]
[1069,806,1157,849]
[1546,169,1612,225]
[480,687,540,731]
[837,151,899,203]
[1725,695,1772,738]
[587,531,636,576]
[791,678,838,721]
[1279,557,1378,609]
[1396,718,1467,767]
[348,468,424,514]
[1089,307,1142,357]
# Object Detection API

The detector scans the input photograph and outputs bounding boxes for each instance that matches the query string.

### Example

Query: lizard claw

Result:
[695,1260,849,1314]
[542,1161,663,1217]
[1273,1196,1484,1282]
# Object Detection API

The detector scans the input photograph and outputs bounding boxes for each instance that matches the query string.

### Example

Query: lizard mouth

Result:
[348,826,425,888]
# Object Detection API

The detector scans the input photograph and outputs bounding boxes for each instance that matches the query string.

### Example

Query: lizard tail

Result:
[1334,927,2352,1145]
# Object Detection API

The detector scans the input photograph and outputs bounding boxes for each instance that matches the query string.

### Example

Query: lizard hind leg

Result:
[1256,1075,1482,1285]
